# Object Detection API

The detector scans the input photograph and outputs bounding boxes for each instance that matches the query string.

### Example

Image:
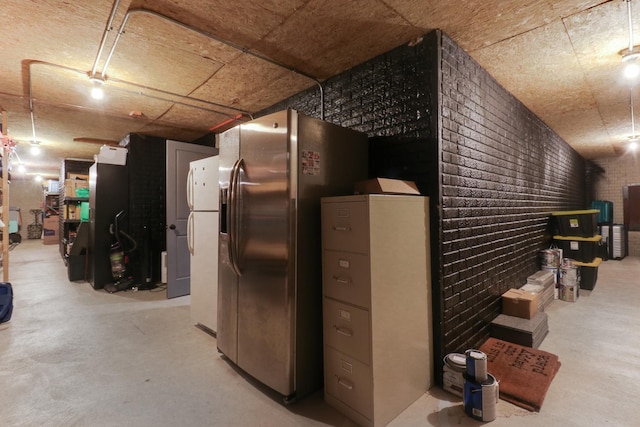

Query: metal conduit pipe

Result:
[90,0,122,78]
[99,8,325,119]
[27,60,251,140]
[628,0,635,53]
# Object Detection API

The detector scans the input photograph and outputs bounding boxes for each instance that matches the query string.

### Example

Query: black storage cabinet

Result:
[88,163,128,289]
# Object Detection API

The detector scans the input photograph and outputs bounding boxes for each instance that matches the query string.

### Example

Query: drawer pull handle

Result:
[334,326,353,337]
[332,275,351,284]
[337,377,354,390]
[332,226,351,232]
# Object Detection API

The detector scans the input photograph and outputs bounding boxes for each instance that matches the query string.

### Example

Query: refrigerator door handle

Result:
[228,158,244,276]
[187,211,194,255]
[186,167,194,211]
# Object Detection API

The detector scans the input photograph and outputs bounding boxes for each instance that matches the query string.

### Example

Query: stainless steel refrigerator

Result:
[217,109,368,402]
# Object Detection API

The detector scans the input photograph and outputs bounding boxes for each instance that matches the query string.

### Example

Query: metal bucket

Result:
[539,249,560,268]
[560,264,579,286]
[465,349,487,382]
[463,373,499,422]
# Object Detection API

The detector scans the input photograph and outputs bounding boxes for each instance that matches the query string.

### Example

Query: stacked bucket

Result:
[462,350,499,422]
[444,350,499,422]
[550,209,603,297]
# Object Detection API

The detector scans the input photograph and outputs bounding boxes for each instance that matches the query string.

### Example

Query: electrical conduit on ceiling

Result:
[91,5,325,120]
[27,60,248,142]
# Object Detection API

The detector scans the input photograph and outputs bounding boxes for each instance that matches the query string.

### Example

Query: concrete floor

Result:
[1,239,639,426]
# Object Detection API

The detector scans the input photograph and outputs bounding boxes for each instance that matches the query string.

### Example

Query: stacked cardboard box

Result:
[490,288,549,348]
[522,270,555,310]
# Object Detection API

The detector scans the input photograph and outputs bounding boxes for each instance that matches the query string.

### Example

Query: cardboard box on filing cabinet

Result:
[354,178,420,195]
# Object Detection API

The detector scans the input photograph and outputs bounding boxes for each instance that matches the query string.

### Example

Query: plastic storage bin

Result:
[551,210,599,237]
[589,201,613,225]
[553,235,601,263]
[573,257,602,290]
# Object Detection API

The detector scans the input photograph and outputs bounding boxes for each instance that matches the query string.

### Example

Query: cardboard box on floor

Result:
[42,215,59,245]
[502,288,540,319]
[354,178,420,195]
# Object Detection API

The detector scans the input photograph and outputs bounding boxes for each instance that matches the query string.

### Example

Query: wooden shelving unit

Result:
[1,109,11,281]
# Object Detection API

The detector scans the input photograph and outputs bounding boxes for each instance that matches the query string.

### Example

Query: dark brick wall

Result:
[439,33,585,358]
[259,30,586,383]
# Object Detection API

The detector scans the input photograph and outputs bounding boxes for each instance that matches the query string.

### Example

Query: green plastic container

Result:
[80,202,89,222]
[75,187,90,198]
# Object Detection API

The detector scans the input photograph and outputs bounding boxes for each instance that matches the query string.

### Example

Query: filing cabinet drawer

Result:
[321,200,369,254]
[324,345,373,420]
[323,297,370,365]
[323,250,371,309]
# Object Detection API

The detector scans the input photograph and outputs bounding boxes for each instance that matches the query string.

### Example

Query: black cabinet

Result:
[121,134,167,286]
[88,163,128,289]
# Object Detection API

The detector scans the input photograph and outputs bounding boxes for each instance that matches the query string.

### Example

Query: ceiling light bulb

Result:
[17,164,26,173]
[91,86,104,100]
[631,141,639,151]
[624,62,640,79]
[30,145,41,155]
[35,175,42,183]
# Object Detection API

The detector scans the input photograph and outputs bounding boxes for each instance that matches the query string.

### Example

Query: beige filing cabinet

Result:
[321,194,433,427]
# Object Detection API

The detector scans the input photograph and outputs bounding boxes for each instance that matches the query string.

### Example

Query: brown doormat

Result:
[479,337,561,412]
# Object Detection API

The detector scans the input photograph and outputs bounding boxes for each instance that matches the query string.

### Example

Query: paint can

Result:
[539,249,560,268]
[560,263,579,286]
[463,373,499,422]
[443,353,466,397]
[465,349,487,382]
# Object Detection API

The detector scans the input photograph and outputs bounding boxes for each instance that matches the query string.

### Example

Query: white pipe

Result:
[91,0,122,77]
[632,88,636,136]
[99,8,325,119]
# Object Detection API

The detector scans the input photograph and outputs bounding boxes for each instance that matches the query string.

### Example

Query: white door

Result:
[166,140,217,298]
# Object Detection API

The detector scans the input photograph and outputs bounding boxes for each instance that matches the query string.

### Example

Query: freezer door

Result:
[190,156,219,211]
[235,110,295,396]
[190,211,219,332]
[217,126,240,363]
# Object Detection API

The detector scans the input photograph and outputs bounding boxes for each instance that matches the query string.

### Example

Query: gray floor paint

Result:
[1,239,638,426]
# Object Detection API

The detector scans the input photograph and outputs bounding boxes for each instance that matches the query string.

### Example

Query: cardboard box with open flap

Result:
[354,178,420,195]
